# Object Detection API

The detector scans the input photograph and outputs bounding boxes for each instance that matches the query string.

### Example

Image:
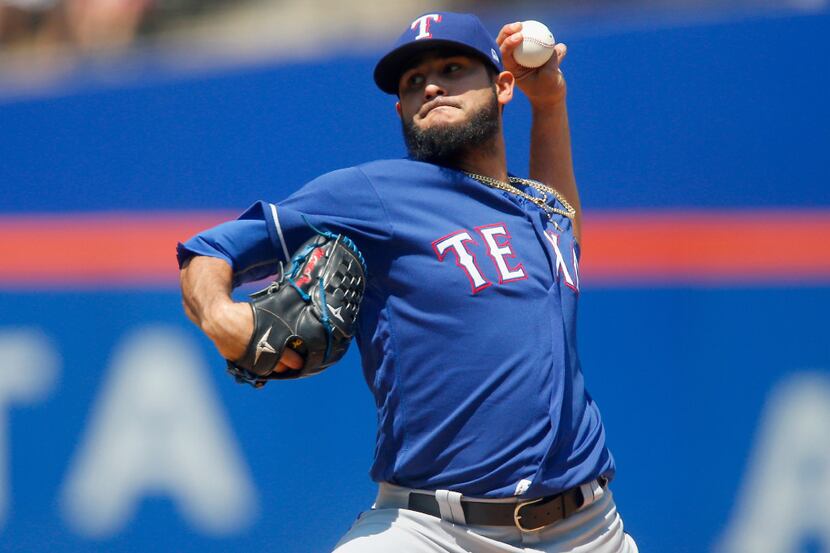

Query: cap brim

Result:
[373,39,498,95]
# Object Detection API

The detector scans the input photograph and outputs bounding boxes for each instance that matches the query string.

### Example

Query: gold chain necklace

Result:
[464,172,576,222]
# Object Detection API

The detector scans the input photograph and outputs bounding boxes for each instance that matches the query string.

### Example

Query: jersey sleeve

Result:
[176,166,392,287]
[274,166,393,262]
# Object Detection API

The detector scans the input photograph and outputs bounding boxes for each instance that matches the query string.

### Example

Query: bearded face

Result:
[401,89,500,165]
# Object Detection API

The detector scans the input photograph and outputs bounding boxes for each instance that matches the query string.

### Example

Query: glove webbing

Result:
[281,220,367,365]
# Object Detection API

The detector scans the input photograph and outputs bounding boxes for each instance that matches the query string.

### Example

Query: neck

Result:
[453,133,508,182]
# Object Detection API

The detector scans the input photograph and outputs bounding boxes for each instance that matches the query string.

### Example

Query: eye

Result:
[444,62,462,74]
[400,72,424,92]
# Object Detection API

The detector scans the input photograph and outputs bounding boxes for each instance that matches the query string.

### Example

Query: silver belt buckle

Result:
[513,496,546,532]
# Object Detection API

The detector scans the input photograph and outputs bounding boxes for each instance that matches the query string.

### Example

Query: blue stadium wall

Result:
[1,8,829,553]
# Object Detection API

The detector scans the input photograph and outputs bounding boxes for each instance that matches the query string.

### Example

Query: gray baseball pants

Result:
[333,482,638,553]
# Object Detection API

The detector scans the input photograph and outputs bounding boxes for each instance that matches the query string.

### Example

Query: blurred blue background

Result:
[1,2,829,552]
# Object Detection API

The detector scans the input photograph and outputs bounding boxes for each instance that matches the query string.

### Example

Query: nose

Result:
[423,79,446,101]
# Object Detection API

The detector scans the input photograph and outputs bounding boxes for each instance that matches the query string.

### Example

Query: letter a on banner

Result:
[717,372,830,553]
[61,326,257,537]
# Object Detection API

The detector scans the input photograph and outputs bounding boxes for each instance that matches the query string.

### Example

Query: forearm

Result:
[529,98,582,241]
[180,256,234,324]
[179,255,251,360]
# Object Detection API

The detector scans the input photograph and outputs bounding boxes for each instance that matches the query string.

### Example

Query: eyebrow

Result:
[400,51,469,77]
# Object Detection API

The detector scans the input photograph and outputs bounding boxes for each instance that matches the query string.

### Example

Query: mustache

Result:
[402,92,500,165]
[418,98,461,119]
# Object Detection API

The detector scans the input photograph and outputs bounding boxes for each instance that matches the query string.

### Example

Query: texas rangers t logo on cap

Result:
[373,12,505,94]
[411,14,442,40]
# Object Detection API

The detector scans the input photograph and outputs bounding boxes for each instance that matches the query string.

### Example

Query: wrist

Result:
[202,300,253,361]
[201,297,237,337]
[529,92,567,112]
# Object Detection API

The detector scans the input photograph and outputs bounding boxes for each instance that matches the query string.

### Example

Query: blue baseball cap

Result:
[374,12,504,95]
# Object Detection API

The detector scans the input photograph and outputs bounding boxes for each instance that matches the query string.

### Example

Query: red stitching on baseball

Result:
[523,37,555,48]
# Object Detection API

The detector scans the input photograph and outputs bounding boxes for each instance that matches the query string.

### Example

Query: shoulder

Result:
[303,161,427,189]
[305,166,368,187]
[355,158,452,180]
[356,158,415,173]
[355,159,468,195]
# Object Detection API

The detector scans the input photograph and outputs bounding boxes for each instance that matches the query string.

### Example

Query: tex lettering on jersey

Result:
[433,222,585,294]
[543,230,580,293]
[432,228,494,294]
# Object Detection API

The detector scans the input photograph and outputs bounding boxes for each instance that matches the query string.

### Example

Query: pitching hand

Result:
[497,21,568,107]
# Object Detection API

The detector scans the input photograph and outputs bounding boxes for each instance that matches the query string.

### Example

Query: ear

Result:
[495,71,515,107]
[395,101,402,118]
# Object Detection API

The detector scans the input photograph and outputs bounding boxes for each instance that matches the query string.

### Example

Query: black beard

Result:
[402,94,500,166]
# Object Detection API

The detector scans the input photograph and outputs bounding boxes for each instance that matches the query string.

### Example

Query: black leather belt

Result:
[406,477,608,532]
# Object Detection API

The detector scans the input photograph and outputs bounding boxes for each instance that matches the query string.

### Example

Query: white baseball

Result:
[513,20,555,69]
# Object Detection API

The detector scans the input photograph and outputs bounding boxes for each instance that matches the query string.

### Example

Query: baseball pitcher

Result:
[178,12,638,552]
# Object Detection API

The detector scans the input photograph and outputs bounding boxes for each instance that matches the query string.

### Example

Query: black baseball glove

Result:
[226,230,367,388]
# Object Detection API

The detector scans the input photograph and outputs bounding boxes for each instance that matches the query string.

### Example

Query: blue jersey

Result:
[178,159,614,499]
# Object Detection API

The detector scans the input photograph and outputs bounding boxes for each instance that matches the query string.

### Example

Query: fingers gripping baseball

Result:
[497,21,568,105]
